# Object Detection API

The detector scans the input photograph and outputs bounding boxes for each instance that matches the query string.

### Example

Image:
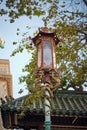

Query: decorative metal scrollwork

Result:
[34,69,60,113]
[34,70,60,94]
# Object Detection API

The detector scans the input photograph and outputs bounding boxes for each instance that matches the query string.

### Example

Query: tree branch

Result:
[83,0,87,6]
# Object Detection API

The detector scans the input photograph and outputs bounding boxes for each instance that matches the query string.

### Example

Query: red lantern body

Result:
[32,25,59,73]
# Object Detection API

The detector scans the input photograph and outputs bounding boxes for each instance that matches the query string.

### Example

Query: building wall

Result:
[0,59,13,130]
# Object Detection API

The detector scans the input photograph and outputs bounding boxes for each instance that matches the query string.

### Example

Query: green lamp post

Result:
[31,22,60,130]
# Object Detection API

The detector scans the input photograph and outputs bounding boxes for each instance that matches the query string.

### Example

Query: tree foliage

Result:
[0,0,87,91]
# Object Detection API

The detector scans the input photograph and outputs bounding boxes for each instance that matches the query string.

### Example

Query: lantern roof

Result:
[32,22,60,45]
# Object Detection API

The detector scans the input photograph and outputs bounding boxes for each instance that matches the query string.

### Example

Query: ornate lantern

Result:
[31,22,60,130]
[32,22,60,73]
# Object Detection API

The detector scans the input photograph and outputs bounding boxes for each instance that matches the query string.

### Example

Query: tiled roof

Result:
[1,90,87,116]
[51,91,87,116]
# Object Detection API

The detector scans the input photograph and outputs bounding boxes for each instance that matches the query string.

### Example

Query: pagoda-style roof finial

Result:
[44,20,47,27]
[43,20,48,32]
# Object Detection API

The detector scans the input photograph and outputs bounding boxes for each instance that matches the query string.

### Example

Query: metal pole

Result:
[45,89,51,130]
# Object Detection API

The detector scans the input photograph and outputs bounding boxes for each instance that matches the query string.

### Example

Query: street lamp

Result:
[31,22,60,130]
[32,22,59,73]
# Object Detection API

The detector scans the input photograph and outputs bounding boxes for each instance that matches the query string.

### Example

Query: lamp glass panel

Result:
[43,41,52,67]
[37,44,41,67]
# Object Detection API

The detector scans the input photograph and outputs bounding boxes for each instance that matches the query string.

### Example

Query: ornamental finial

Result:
[43,20,48,32]
[44,20,47,27]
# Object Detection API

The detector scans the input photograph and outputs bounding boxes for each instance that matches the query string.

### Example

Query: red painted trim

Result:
[41,35,44,68]
[51,37,54,69]
[36,44,38,70]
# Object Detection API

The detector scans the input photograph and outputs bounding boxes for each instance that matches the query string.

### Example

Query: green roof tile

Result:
[1,90,87,116]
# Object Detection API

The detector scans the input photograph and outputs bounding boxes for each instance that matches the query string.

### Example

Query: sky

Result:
[0,15,43,98]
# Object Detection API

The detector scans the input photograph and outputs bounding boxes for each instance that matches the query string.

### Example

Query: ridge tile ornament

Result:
[0,37,5,48]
